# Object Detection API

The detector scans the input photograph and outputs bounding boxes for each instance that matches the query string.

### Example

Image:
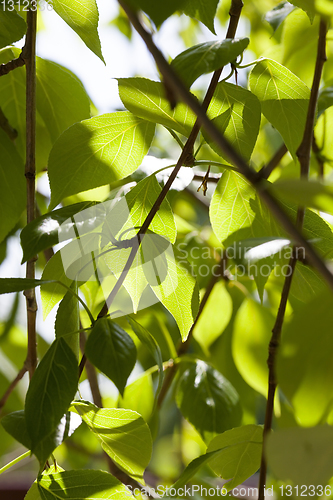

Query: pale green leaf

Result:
[85,318,136,396]
[232,298,275,397]
[207,425,263,491]
[176,360,242,439]
[36,469,132,499]
[48,112,155,208]
[267,426,333,487]
[193,282,233,353]
[55,287,80,360]
[181,0,219,34]
[0,129,26,243]
[47,0,104,62]
[289,0,316,20]
[171,39,249,88]
[277,291,333,426]
[41,251,73,319]
[73,401,152,484]
[0,11,26,49]
[270,178,333,214]
[205,82,261,161]
[265,2,295,33]
[249,58,310,159]
[118,77,196,137]
[118,372,154,422]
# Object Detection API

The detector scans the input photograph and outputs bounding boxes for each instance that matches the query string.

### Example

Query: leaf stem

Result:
[165,127,185,148]
[258,19,327,500]
[0,451,31,475]
[23,9,38,380]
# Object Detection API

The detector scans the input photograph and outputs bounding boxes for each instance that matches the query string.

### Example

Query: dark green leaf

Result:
[207,425,263,490]
[171,38,249,88]
[36,58,91,143]
[25,338,78,465]
[0,10,26,50]
[181,0,219,34]
[265,2,295,32]
[1,410,31,449]
[277,291,333,426]
[118,78,196,136]
[126,0,187,27]
[172,450,222,489]
[47,0,105,62]
[289,0,316,21]
[127,316,164,406]
[205,82,261,161]
[55,287,80,360]
[48,112,155,208]
[41,251,73,319]
[85,318,136,396]
[249,58,310,159]
[0,129,26,244]
[0,278,55,295]
[318,85,333,117]
[176,360,242,439]
[73,401,152,483]
[266,426,333,487]
[20,202,96,264]
[36,469,131,499]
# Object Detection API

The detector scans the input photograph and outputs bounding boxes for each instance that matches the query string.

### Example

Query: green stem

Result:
[165,127,185,149]
[0,451,30,475]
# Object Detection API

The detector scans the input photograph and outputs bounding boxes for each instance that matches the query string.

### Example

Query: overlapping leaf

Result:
[73,401,152,484]
[126,0,187,27]
[0,10,26,50]
[181,0,220,34]
[48,112,155,208]
[118,78,196,136]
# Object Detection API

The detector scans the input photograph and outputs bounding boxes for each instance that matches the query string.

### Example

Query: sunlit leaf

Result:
[118,372,154,422]
[55,287,80,360]
[48,112,155,208]
[181,0,220,34]
[0,10,26,50]
[289,0,316,21]
[265,2,295,33]
[73,401,152,484]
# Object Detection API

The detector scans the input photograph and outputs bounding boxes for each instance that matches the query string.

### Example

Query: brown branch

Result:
[23,10,38,380]
[258,19,327,500]
[157,257,229,408]
[0,52,25,77]
[258,143,288,180]
[193,172,220,184]
[117,0,333,292]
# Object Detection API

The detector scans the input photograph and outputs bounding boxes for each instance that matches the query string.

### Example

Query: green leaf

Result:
[127,316,164,406]
[277,291,333,426]
[0,10,26,49]
[117,77,196,136]
[73,401,152,484]
[0,129,26,243]
[181,0,219,34]
[207,425,263,490]
[176,360,242,439]
[0,278,55,295]
[25,338,78,465]
[36,469,132,499]
[265,2,295,33]
[249,58,310,159]
[232,298,274,397]
[41,251,73,319]
[21,201,96,264]
[317,85,333,117]
[270,178,333,214]
[1,410,31,449]
[118,372,154,422]
[205,82,261,161]
[193,282,233,353]
[126,0,187,27]
[172,450,223,489]
[55,287,80,360]
[36,58,91,144]
[85,318,136,396]
[48,112,155,208]
[150,246,199,341]
[47,0,104,62]
[171,38,249,89]
[289,0,316,21]
[266,426,333,487]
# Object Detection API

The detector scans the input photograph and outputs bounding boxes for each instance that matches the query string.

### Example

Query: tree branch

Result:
[258,19,327,500]
[0,52,25,77]
[23,10,38,380]
[258,144,288,180]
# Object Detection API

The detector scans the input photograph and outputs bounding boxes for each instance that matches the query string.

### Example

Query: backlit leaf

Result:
[265,2,295,33]
[48,112,155,208]
[55,287,80,360]
[126,0,187,27]
[181,0,219,34]
[0,11,26,50]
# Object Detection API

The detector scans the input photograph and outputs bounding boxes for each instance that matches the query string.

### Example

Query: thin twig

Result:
[258,19,327,500]
[23,10,38,380]
[193,173,220,184]
[258,144,288,180]
[0,52,25,77]
[118,0,333,292]
[157,257,229,408]
[0,366,27,413]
